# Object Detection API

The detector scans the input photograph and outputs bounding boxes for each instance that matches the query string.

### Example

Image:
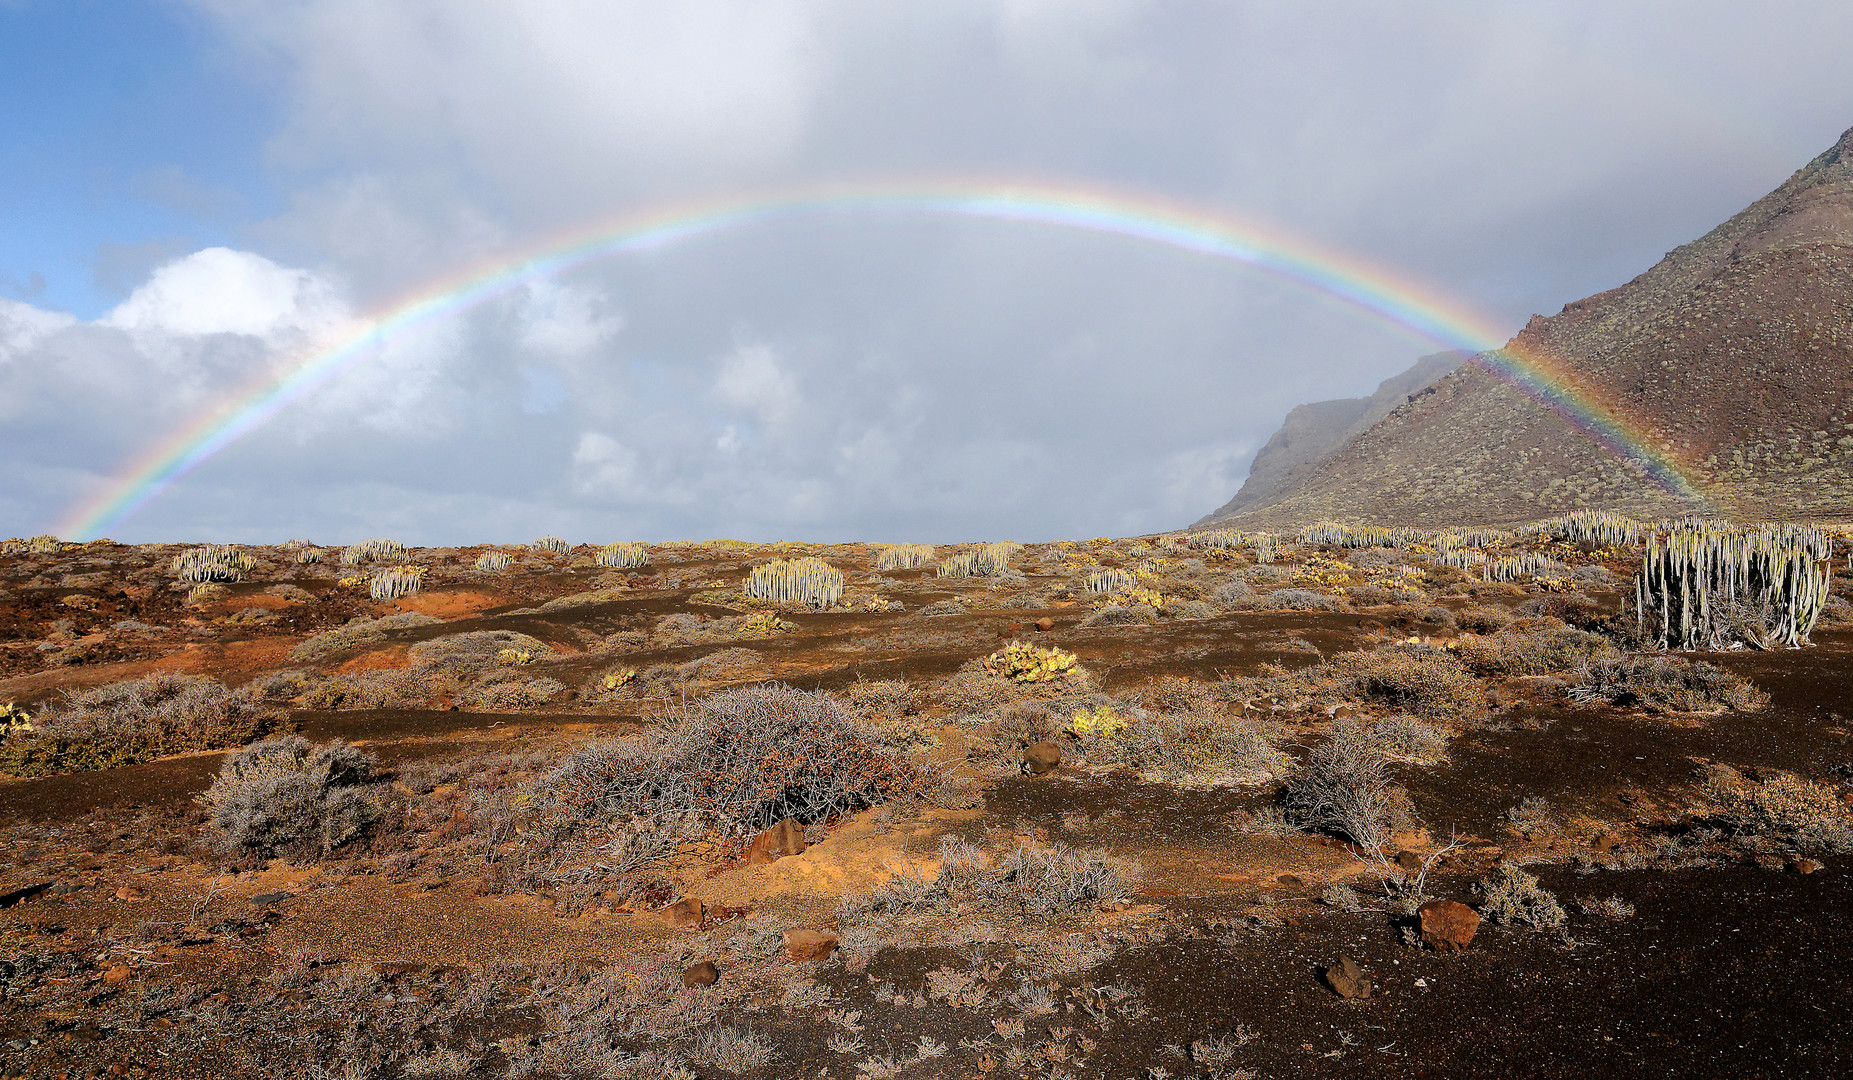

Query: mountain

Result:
[1198,124,1853,529]
[1194,351,1466,525]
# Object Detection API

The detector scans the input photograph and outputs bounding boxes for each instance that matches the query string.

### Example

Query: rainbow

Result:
[57,179,1706,538]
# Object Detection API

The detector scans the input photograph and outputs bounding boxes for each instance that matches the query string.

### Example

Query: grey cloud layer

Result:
[6,1,1851,542]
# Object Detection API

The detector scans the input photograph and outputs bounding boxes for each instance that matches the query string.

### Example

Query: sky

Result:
[2,1,1850,545]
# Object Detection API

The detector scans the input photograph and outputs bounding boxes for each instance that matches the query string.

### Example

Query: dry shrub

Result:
[938,656,1097,716]
[1211,579,1257,607]
[0,674,282,776]
[1328,646,1486,722]
[201,736,380,863]
[1568,656,1768,713]
[543,684,928,833]
[1478,864,1566,931]
[843,836,1139,921]
[298,669,433,711]
[842,677,924,719]
[1281,724,1418,849]
[1515,592,1610,630]
[290,613,442,662]
[1454,620,1618,677]
[458,674,566,711]
[1237,587,1348,612]
[1704,767,1848,836]
[1363,714,1452,764]
[1078,713,1290,785]
[409,630,553,673]
[1081,603,1160,627]
[1455,606,1515,634]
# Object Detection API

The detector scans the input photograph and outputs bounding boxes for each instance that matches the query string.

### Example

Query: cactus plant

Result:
[595,542,650,568]
[874,544,935,571]
[474,552,514,571]
[743,557,844,608]
[1632,522,1832,650]
[936,542,1019,579]
[369,566,426,601]
[1085,568,1135,594]
[173,545,257,583]
[340,538,406,565]
[532,536,572,555]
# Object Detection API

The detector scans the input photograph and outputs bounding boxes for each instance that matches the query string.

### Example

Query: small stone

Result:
[1034,617,1055,632]
[1793,858,1824,875]
[661,897,705,929]
[745,818,807,865]
[1418,899,1480,952]
[113,886,148,903]
[1395,850,1422,872]
[1593,833,1623,852]
[682,961,720,987]
[102,966,132,985]
[248,891,293,906]
[1323,955,1370,999]
[1276,873,1305,889]
[1022,741,1061,776]
[783,929,838,962]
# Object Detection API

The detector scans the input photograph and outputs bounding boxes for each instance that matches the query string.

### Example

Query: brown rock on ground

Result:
[115,885,149,902]
[682,961,720,987]
[783,929,838,962]
[1396,850,1422,872]
[745,818,807,865]
[1022,741,1061,775]
[660,896,704,929]
[1034,617,1054,631]
[1323,955,1371,999]
[1419,899,1481,952]
[103,965,133,984]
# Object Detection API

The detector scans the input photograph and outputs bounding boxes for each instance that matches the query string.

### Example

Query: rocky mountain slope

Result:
[1195,351,1466,525]
[1200,124,1853,529]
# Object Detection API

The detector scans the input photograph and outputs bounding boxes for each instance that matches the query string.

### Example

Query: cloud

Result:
[103,247,345,341]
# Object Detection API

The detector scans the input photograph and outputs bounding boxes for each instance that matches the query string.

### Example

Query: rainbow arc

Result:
[57,179,1707,538]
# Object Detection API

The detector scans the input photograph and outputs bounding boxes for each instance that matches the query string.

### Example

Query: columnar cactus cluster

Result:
[1484,552,1571,583]
[1521,510,1646,548]
[1085,568,1134,594]
[474,552,514,572]
[173,545,257,583]
[1633,522,1833,649]
[743,557,844,608]
[936,542,1019,579]
[532,536,573,555]
[874,544,935,571]
[370,565,427,601]
[340,538,406,565]
[595,542,650,568]
[1299,522,1425,548]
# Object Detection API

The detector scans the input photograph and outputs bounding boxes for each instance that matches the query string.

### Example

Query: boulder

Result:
[682,961,720,987]
[783,929,838,962]
[1034,617,1055,632]
[1323,955,1371,999]
[745,818,807,865]
[103,965,133,985]
[660,896,705,929]
[1418,899,1480,952]
[1022,741,1062,776]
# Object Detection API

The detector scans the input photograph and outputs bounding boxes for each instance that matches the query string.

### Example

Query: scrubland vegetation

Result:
[0,512,1849,1078]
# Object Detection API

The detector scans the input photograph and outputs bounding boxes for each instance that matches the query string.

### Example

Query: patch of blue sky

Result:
[0,0,280,317]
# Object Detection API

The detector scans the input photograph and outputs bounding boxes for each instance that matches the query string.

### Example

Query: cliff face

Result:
[1200,124,1853,529]
[1194,351,1465,525]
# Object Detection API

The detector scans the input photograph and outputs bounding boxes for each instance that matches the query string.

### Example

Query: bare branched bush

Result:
[843,835,1139,922]
[201,737,381,863]
[0,674,282,776]
[1454,621,1618,677]
[1281,725,1417,849]
[291,612,443,663]
[1329,646,1486,722]
[543,684,927,834]
[1077,713,1291,785]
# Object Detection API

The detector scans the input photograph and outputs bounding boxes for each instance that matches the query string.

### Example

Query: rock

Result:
[1794,858,1824,875]
[1323,955,1371,999]
[114,886,149,903]
[1276,874,1305,889]
[1418,899,1481,952]
[661,897,705,929]
[249,891,294,906]
[102,966,133,985]
[682,961,720,987]
[0,882,51,908]
[1395,850,1422,872]
[1593,833,1624,852]
[745,818,807,865]
[1034,617,1055,632]
[783,929,838,962]
[1022,741,1062,776]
